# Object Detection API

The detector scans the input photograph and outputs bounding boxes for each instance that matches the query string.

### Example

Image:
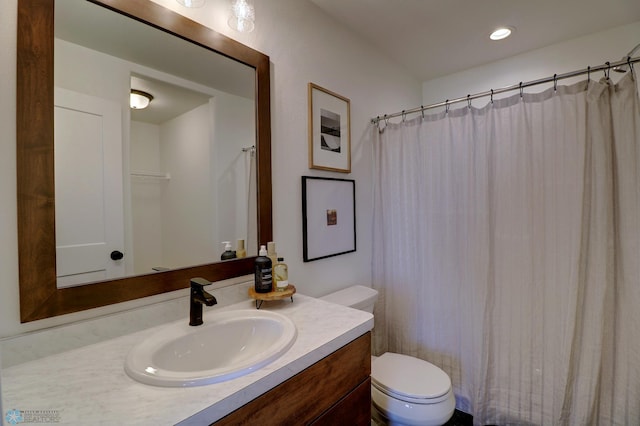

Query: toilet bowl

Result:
[320,286,455,426]
[371,352,455,425]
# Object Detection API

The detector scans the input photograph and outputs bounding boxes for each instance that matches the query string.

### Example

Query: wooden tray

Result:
[248,284,296,309]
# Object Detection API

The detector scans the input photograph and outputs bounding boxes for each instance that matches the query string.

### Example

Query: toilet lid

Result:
[371,353,451,401]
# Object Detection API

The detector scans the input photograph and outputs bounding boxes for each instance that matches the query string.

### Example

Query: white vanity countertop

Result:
[1,294,373,425]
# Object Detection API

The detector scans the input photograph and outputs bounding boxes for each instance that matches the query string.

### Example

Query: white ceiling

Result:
[310,0,640,82]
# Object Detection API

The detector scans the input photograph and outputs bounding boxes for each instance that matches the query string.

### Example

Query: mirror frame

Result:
[16,0,272,322]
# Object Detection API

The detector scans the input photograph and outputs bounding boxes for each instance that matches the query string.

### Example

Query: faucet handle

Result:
[190,277,212,289]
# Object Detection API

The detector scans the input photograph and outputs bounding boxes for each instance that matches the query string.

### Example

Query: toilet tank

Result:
[320,285,379,313]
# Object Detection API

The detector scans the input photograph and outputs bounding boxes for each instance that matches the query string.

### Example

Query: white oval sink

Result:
[125,309,297,387]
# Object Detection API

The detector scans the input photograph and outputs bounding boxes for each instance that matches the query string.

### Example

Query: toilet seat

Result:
[371,352,452,404]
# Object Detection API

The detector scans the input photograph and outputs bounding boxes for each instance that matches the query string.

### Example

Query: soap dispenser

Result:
[254,245,272,293]
[220,241,236,260]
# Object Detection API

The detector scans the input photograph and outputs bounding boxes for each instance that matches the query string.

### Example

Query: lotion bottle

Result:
[273,257,288,292]
[266,241,278,267]
[254,245,272,293]
[236,239,246,258]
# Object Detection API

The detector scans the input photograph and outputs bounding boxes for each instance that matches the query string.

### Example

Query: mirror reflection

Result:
[54,0,257,288]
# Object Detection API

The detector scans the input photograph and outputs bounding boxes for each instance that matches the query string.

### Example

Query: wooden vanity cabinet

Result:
[214,332,371,425]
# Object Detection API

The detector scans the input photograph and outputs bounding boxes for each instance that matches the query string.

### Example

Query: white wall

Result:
[130,120,164,274]
[161,104,217,267]
[0,0,419,339]
[422,21,640,111]
[211,93,256,255]
[131,93,254,273]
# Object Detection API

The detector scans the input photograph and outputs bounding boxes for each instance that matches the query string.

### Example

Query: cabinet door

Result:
[310,377,371,426]
[214,332,371,425]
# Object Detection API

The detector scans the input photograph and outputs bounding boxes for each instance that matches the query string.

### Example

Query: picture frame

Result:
[308,83,351,173]
[302,176,356,262]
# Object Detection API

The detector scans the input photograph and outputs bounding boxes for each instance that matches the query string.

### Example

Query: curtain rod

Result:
[372,55,640,124]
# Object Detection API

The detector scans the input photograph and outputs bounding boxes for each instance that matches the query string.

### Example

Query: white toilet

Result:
[320,285,455,426]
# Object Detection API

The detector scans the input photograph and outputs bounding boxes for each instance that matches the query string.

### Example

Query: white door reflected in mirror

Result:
[54,88,125,288]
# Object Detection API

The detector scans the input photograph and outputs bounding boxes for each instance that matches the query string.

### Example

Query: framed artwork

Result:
[308,83,351,173]
[302,176,356,262]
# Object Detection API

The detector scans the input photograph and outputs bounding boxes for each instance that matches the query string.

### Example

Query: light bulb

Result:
[176,0,205,8]
[228,0,255,33]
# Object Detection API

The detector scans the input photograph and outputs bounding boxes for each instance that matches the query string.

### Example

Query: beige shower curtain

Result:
[372,72,640,425]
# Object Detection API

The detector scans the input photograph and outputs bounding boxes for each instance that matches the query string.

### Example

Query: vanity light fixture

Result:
[228,0,255,33]
[490,26,514,41]
[130,89,154,109]
[176,0,205,7]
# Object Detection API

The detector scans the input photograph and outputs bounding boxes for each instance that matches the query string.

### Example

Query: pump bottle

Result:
[220,241,236,260]
[254,245,272,293]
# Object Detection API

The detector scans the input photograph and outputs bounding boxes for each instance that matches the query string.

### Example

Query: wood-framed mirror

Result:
[16,0,272,323]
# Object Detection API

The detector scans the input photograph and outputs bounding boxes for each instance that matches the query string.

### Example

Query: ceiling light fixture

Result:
[228,0,255,33]
[490,27,514,41]
[130,90,154,110]
[176,0,205,7]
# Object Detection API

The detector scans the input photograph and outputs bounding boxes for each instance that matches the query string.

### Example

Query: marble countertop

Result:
[1,294,373,425]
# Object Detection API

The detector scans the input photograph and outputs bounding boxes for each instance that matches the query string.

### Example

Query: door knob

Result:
[110,250,124,260]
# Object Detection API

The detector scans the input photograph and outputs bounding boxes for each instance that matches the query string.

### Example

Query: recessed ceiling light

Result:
[490,27,514,41]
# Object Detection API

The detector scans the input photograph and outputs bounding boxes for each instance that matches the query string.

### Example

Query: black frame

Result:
[302,176,356,262]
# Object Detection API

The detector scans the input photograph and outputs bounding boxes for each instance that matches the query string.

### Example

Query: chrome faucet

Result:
[189,277,217,326]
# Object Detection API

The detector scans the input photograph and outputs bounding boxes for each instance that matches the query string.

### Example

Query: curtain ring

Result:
[587,66,591,82]
[421,105,425,119]
[467,94,471,109]
[401,110,406,122]
[445,100,450,114]
[629,57,635,76]
[604,62,611,80]
[490,89,494,104]
[519,82,523,98]
[553,73,558,92]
